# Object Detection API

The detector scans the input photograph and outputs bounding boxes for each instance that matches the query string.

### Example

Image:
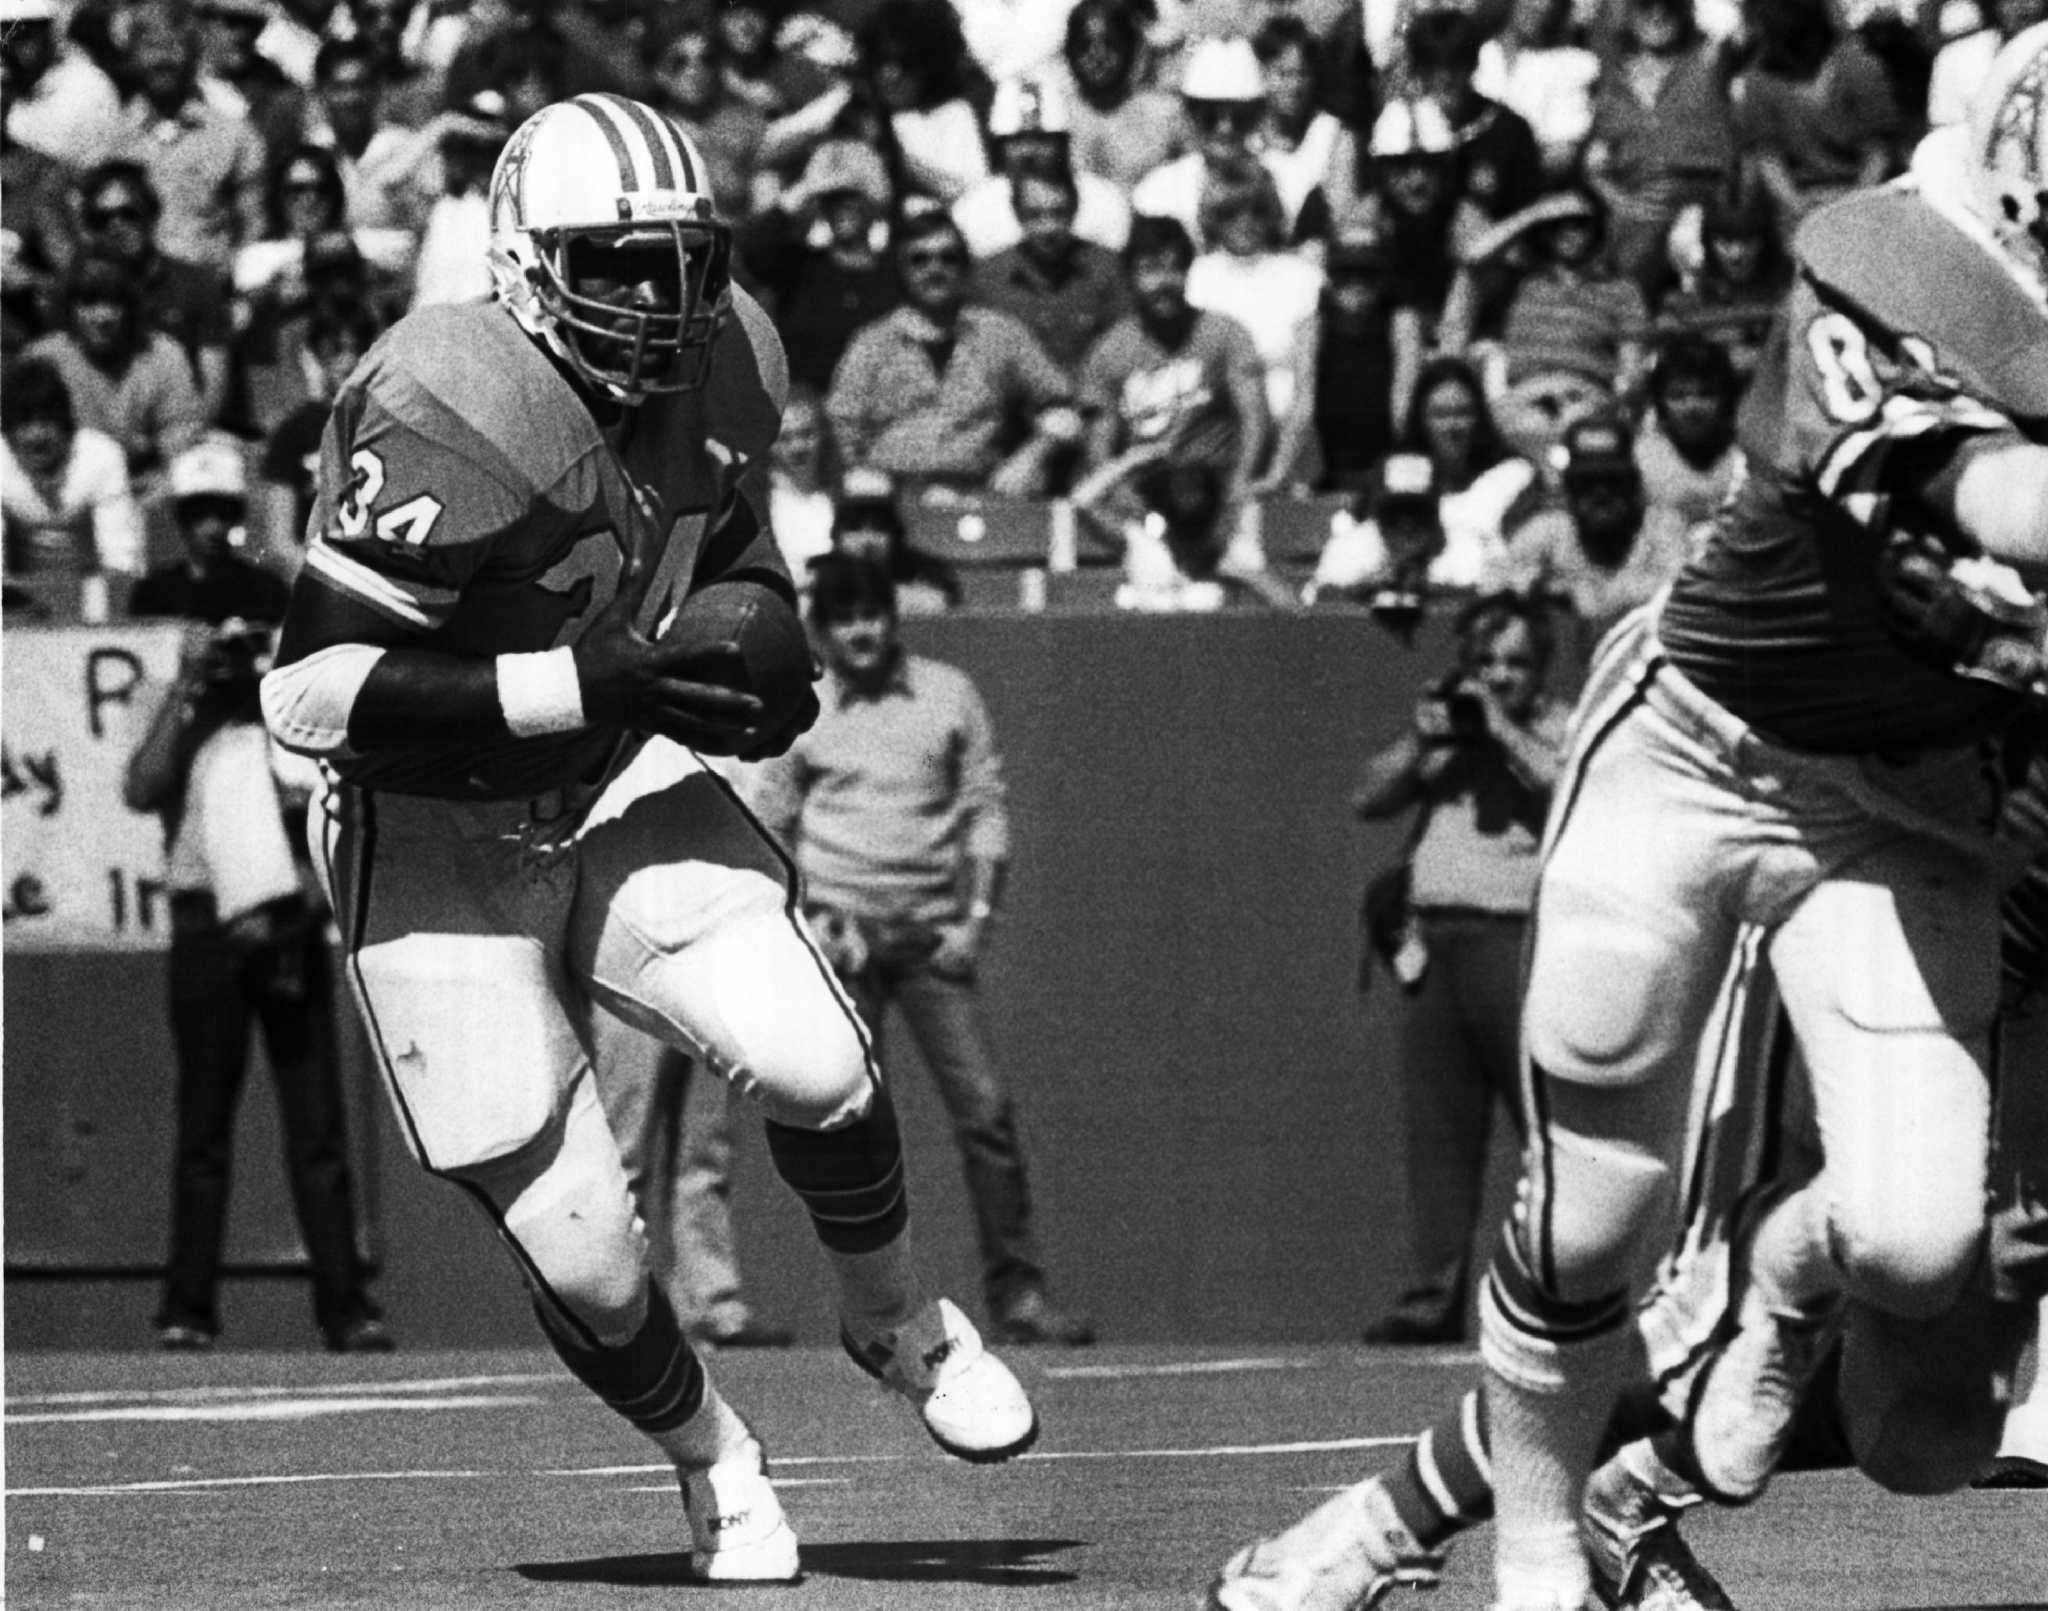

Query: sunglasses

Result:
[904,247,966,269]
[1191,104,1259,132]
[87,203,148,227]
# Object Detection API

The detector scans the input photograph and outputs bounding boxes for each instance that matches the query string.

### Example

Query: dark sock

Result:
[534,1281,705,1434]
[1385,1388,1496,1548]
[765,1082,909,1253]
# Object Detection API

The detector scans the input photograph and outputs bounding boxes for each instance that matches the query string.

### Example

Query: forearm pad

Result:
[260,643,387,758]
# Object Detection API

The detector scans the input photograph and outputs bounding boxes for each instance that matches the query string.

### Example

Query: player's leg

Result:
[314,777,795,1579]
[1679,850,2002,1505]
[570,743,1036,1460]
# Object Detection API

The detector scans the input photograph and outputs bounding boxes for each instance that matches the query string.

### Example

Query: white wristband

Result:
[497,648,586,737]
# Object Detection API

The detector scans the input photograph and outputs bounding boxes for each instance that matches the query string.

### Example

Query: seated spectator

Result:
[1057,0,1184,195]
[1,91,79,356]
[1305,450,1453,620]
[1730,0,1916,227]
[826,480,961,613]
[75,162,234,425]
[718,0,842,120]
[1473,0,1601,181]
[1186,158,1324,424]
[1,0,125,173]
[1391,354,1537,589]
[443,0,641,107]
[1634,333,1742,529]
[1447,185,1650,464]
[968,164,1131,372]
[110,0,269,272]
[1130,36,1277,249]
[1405,9,1546,225]
[1255,222,1415,496]
[27,255,207,502]
[1582,0,1737,294]
[1656,170,1791,387]
[195,0,306,165]
[1079,213,1271,516]
[1,355,144,602]
[645,7,770,224]
[344,0,444,129]
[853,0,989,205]
[257,296,378,563]
[767,384,838,588]
[1251,14,1342,234]
[407,90,513,309]
[953,75,1131,259]
[1070,452,1289,613]
[1486,410,1700,646]
[300,37,452,235]
[738,136,904,397]
[827,211,1081,495]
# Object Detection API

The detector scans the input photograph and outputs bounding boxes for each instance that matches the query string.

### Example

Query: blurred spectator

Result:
[550,0,657,100]
[443,0,640,108]
[968,164,1132,371]
[1057,0,1185,194]
[852,0,990,204]
[27,255,208,500]
[195,0,307,164]
[1583,0,1738,295]
[257,295,377,558]
[1079,213,1271,513]
[953,0,1078,85]
[718,0,841,119]
[1351,589,1565,1344]
[1729,0,1916,227]
[738,137,903,396]
[1448,185,1650,464]
[1073,451,1291,611]
[1256,222,1414,495]
[1307,98,1480,333]
[0,77,78,355]
[828,482,962,613]
[1405,9,1546,225]
[1655,169,1790,386]
[1304,449,1450,618]
[300,38,436,233]
[110,0,270,271]
[954,75,1131,259]
[1186,158,1324,424]
[1634,332,1742,529]
[1131,35,1277,248]
[752,553,1097,1348]
[1251,14,1342,233]
[124,435,392,1356]
[254,0,342,87]
[1473,0,1601,179]
[407,90,513,308]
[76,162,235,424]
[1,0,125,171]
[766,384,837,586]
[345,0,443,127]
[644,8,769,223]
[1487,410,1700,644]
[827,211,1080,494]
[1,355,144,600]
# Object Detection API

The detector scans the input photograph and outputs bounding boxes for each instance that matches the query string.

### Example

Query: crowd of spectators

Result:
[0,0,2008,630]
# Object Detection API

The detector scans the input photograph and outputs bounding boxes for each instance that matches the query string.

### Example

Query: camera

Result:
[1428,678,1488,742]
[200,621,272,688]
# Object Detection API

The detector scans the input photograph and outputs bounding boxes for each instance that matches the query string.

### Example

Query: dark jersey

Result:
[297,289,789,799]
[1659,186,2044,753]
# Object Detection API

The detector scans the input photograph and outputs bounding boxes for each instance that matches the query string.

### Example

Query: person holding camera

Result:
[125,436,389,1352]
[1352,591,1568,1344]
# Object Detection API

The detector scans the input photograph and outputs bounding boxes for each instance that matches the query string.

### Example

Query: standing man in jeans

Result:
[749,556,1095,1347]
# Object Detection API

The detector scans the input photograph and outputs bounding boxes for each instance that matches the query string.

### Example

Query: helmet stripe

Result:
[607,95,687,193]
[572,95,643,191]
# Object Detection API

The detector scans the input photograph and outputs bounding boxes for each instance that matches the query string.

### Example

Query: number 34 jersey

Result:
[298,287,789,801]
[1659,183,2046,755]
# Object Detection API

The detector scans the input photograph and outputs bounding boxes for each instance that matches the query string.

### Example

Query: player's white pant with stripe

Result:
[1511,606,2004,1325]
[310,736,872,1338]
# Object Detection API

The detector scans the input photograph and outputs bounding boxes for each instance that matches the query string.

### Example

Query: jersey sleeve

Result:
[1772,278,2011,531]
[298,366,527,633]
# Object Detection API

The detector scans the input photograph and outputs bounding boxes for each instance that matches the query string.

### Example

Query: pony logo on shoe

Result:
[842,1297,1039,1463]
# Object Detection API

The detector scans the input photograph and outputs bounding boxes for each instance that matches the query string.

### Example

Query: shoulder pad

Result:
[1796,188,2048,429]
[703,285,789,460]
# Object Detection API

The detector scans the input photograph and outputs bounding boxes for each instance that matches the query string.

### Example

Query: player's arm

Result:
[1913,431,2048,582]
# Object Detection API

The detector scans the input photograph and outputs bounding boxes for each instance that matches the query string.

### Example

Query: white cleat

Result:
[680,1436,801,1582]
[1683,1287,1842,1504]
[843,1296,1039,1462]
[1581,1455,1735,1611]
[1207,1474,1444,1611]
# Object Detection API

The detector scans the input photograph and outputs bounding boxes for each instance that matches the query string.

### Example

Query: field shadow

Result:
[517,1537,1085,1588]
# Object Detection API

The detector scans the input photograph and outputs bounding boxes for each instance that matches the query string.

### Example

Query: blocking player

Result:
[259,94,1036,1581]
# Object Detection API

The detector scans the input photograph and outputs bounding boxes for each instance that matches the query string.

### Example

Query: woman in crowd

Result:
[1251,13,1340,236]
[0,354,144,608]
[1654,169,1791,386]
[1187,159,1324,430]
[1057,0,1182,195]
[1632,332,1743,530]
[853,0,988,205]
[644,8,770,223]
[1393,355,1537,590]
[1474,0,1600,181]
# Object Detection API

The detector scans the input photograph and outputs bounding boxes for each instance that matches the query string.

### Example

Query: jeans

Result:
[157,893,375,1337]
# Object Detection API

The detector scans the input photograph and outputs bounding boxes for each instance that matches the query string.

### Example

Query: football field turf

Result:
[6,1344,2044,1610]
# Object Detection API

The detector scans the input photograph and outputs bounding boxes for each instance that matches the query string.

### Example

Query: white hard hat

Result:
[988,76,1072,138]
[1180,36,1264,103]
[1370,96,1456,159]
[169,437,249,502]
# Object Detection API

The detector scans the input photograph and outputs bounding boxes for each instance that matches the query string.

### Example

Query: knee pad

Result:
[1827,1203,1984,1321]
[478,1080,650,1344]
[1515,1073,1681,1304]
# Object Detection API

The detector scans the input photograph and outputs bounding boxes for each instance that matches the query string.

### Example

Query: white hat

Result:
[1180,36,1264,103]
[1369,97,1456,159]
[170,437,248,502]
[0,0,62,21]
[988,76,1071,138]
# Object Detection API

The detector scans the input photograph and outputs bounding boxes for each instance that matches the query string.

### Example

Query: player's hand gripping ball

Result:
[661,577,820,758]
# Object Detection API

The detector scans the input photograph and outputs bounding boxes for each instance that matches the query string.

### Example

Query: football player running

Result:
[1214,24,2048,1611]
[261,95,1036,1582]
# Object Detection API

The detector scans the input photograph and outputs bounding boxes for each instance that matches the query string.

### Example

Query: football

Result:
[660,577,815,702]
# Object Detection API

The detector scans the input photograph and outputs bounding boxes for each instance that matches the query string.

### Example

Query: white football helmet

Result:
[487,93,732,400]
[1967,21,2048,295]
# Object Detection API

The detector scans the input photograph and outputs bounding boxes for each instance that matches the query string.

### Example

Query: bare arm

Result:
[1920,435,2048,582]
